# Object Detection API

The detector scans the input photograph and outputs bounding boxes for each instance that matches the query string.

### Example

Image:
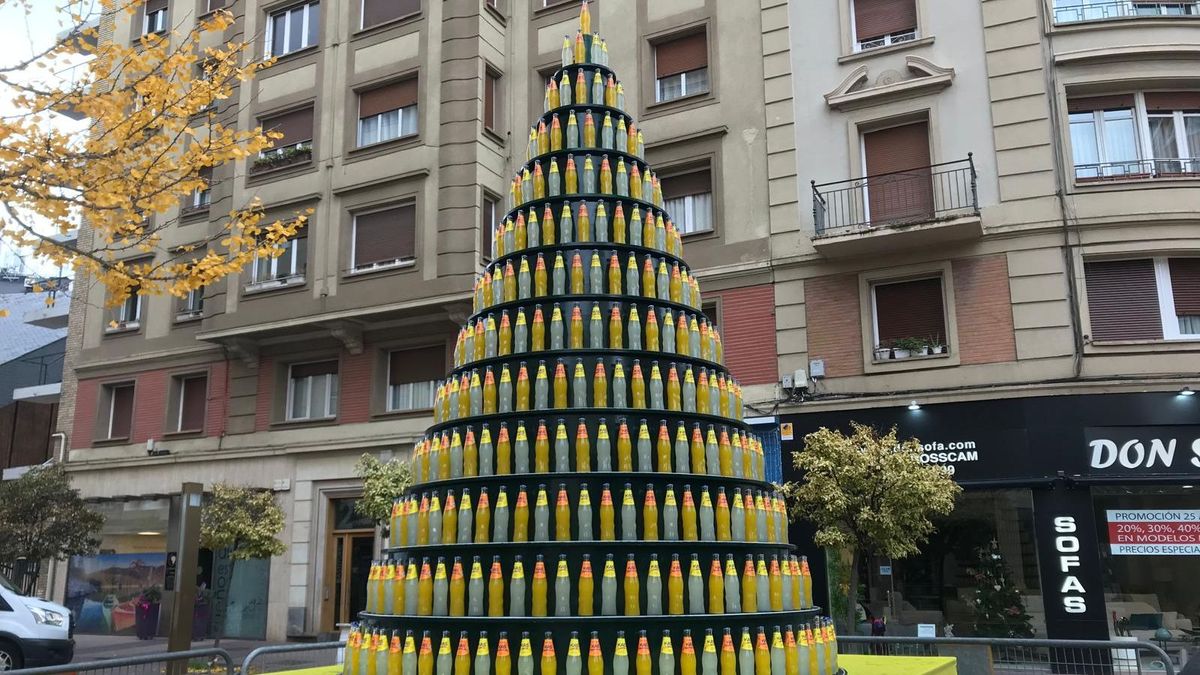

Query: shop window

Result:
[852,0,918,52]
[653,31,709,104]
[100,382,135,440]
[861,120,934,225]
[661,165,713,235]
[350,203,416,273]
[287,360,339,421]
[255,107,314,172]
[266,1,320,58]
[143,0,168,36]
[170,373,208,433]
[1084,257,1200,341]
[387,346,444,412]
[357,79,418,147]
[362,0,419,29]
[1069,91,1200,181]
[481,192,498,260]
[248,234,307,290]
[871,276,948,358]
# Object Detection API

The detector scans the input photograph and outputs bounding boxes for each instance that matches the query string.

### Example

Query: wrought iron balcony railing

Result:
[1074,157,1200,182]
[811,155,978,237]
[1053,0,1198,24]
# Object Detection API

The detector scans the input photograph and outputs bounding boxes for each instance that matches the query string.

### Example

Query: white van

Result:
[0,572,73,670]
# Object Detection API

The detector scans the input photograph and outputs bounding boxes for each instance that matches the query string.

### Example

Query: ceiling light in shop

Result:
[136,531,161,536]
[907,400,921,411]
[1179,386,1195,396]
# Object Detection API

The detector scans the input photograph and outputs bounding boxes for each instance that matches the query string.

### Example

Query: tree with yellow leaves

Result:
[0,0,305,315]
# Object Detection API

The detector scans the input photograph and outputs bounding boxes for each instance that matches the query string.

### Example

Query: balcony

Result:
[1053,0,1198,24]
[1074,157,1200,183]
[810,156,982,258]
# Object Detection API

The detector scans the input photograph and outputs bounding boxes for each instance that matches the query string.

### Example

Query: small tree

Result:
[784,423,961,631]
[966,539,1034,638]
[0,464,104,592]
[355,453,413,528]
[199,484,287,561]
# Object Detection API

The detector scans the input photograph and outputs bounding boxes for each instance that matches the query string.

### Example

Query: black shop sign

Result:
[1083,426,1200,477]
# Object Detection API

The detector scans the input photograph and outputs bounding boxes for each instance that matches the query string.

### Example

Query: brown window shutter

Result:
[390,346,448,385]
[146,0,169,12]
[484,74,497,129]
[354,204,416,266]
[363,0,420,28]
[1066,95,1135,114]
[359,79,418,119]
[292,360,338,378]
[873,277,946,346]
[206,0,226,11]
[263,108,314,145]
[179,376,208,431]
[1144,92,1200,113]
[661,169,712,200]
[1084,259,1163,341]
[1169,258,1200,315]
[863,121,933,223]
[655,32,708,79]
[854,0,917,41]
[110,384,135,438]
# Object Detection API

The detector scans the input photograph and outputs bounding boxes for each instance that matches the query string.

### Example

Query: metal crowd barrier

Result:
[241,641,345,674]
[838,635,1181,674]
[12,647,234,675]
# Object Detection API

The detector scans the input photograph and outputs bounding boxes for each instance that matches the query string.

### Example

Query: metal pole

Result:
[167,482,203,675]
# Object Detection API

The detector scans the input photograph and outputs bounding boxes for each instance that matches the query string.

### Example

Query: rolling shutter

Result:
[389,346,448,386]
[1169,258,1200,315]
[853,0,917,41]
[661,169,712,200]
[1084,259,1163,341]
[263,108,314,145]
[1144,92,1200,113]
[362,0,420,28]
[359,79,418,119]
[655,33,707,79]
[1067,94,1135,114]
[873,277,946,346]
[292,360,338,379]
[109,384,135,439]
[863,121,933,224]
[146,0,168,12]
[354,203,415,267]
[179,376,208,431]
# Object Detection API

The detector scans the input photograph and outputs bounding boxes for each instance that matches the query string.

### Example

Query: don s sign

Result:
[1085,426,1200,476]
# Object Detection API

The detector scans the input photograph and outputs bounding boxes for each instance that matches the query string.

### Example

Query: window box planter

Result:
[251,145,312,173]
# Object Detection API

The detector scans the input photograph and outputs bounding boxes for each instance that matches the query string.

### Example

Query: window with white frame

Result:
[109,291,142,331]
[351,203,416,272]
[661,167,714,235]
[188,167,212,210]
[249,236,306,287]
[481,193,498,259]
[266,1,319,58]
[1069,91,1200,180]
[386,347,444,412]
[257,108,314,168]
[1052,0,1198,24]
[172,373,207,432]
[654,32,709,104]
[176,287,203,320]
[1084,257,1200,341]
[101,382,135,440]
[852,0,918,51]
[357,79,418,147]
[143,0,168,35]
[287,360,338,420]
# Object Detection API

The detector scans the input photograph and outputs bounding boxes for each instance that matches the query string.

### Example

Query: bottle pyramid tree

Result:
[356,4,840,675]
[966,539,1034,639]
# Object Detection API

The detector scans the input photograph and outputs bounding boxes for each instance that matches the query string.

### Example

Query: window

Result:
[357,79,418,147]
[852,0,918,51]
[871,276,948,358]
[653,32,709,104]
[1053,0,1198,23]
[1084,257,1200,341]
[862,120,934,225]
[351,203,416,272]
[362,0,419,28]
[109,292,142,332]
[1069,92,1200,180]
[172,374,208,433]
[661,167,713,235]
[256,108,314,171]
[484,70,500,131]
[701,300,720,330]
[287,360,339,420]
[266,1,319,58]
[143,0,168,35]
[101,382,135,440]
[481,193,498,259]
[249,235,307,288]
[205,0,227,12]
[177,286,204,320]
[387,347,444,412]
[187,167,212,210]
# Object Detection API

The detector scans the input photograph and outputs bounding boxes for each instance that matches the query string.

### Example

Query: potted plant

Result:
[135,586,162,640]
[873,344,892,361]
[891,337,924,359]
[929,335,946,355]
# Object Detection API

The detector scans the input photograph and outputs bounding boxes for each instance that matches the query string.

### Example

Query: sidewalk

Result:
[70,634,339,670]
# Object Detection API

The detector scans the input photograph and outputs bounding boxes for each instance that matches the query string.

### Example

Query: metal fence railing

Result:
[838,635,1182,675]
[1053,0,1199,24]
[12,647,234,675]
[1074,157,1200,182]
[812,155,978,237]
[241,641,346,675]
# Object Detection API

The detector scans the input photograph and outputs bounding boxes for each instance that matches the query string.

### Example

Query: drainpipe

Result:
[51,432,68,463]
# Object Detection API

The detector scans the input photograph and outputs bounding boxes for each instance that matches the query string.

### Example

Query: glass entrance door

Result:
[322,497,376,633]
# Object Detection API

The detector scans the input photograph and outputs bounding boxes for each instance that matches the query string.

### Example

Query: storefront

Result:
[781,391,1199,641]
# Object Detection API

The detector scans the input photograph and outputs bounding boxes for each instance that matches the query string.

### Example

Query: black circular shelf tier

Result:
[351,5,842,675]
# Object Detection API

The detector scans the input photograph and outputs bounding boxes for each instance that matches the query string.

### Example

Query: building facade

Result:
[772,0,1200,644]
[54,0,786,641]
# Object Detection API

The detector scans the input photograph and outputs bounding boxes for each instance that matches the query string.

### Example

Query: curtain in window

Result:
[1102,109,1138,163]
[1149,116,1179,159]
[1069,114,1100,167]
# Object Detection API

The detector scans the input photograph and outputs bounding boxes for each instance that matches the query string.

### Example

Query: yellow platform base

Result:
[838,653,958,674]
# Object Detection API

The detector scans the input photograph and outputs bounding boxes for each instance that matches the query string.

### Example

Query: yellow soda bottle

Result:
[642,485,659,540]
[418,632,434,675]
[556,485,571,541]
[754,629,770,675]
[449,558,465,617]
[599,484,615,540]
[707,555,724,613]
[681,487,698,541]
[623,555,640,616]
[495,634,512,675]
[741,556,758,613]
[578,555,594,616]
[455,633,471,675]
[531,555,548,617]
[719,630,736,675]
[635,632,652,675]
[540,634,557,675]
[667,554,684,615]
[513,486,529,542]
[680,631,697,675]
[587,633,604,675]
[417,559,433,616]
